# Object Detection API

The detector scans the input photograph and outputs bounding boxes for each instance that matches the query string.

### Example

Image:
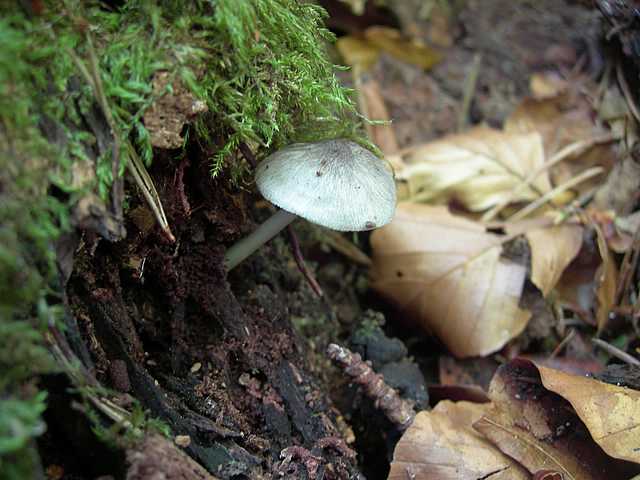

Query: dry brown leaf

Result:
[397,127,551,212]
[336,27,441,73]
[504,91,615,197]
[364,26,441,71]
[594,223,618,333]
[525,223,583,296]
[371,203,530,357]
[537,363,640,464]
[336,36,380,71]
[388,401,529,480]
[505,95,592,154]
[475,359,637,479]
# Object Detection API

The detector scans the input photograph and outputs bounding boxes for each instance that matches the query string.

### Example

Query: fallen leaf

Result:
[553,230,601,324]
[388,401,529,480]
[336,35,380,71]
[371,203,530,357]
[504,90,615,198]
[336,27,441,73]
[364,26,441,71]
[537,363,640,464]
[593,222,618,333]
[525,223,583,296]
[397,127,551,212]
[475,359,637,479]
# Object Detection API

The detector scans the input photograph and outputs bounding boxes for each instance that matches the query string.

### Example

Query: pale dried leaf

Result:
[398,127,551,212]
[537,363,640,464]
[371,203,530,357]
[388,401,529,480]
[525,223,583,296]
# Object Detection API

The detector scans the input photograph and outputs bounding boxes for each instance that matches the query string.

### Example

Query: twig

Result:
[327,343,415,431]
[287,226,324,297]
[508,167,603,222]
[320,230,372,267]
[549,329,576,359]
[458,53,482,132]
[483,134,616,222]
[592,338,640,366]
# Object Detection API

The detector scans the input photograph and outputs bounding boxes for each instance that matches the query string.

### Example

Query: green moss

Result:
[71,0,361,179]
[1,1,363,477]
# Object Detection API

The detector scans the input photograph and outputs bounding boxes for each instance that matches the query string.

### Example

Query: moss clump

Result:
[1,1,362,477]
[67,0,361,179]
[0,11,70,477]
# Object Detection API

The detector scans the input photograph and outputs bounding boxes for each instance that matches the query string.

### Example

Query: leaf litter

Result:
[333,1,640,478]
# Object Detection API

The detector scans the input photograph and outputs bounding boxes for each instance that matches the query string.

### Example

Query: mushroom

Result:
[224,139,396,270]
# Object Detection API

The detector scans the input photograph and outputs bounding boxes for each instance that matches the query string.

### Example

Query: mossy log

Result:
[1,1,363,478]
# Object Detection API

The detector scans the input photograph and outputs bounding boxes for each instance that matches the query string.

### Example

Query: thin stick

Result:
[458,54,482,132]
[327,343,415,430]
[288,226,324,297]
[508,167,603,222]
[549,329,576,359]
[592,338,640,366]
[483,134,616,222]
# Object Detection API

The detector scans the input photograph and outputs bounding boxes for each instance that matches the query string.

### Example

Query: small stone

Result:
[190,362,202,373]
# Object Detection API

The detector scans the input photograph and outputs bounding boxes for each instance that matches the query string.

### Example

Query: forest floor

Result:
[25,1,640,479]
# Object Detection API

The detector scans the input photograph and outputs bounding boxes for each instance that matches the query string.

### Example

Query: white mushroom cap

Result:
[255,139,396,231]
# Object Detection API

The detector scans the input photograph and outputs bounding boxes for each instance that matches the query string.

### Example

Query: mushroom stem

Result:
[224,209,298,270]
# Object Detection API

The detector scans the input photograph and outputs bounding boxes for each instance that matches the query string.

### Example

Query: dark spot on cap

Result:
[365,221,376,229]
[316,170,323,177]
[396,270,403,278]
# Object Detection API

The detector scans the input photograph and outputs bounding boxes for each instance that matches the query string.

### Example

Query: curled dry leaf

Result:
[475,359,637,480]
[537,363,640,464]
[397,127,551,212]
[388,401,529,480]
[371,203,530,357]
[525,223,583,296]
